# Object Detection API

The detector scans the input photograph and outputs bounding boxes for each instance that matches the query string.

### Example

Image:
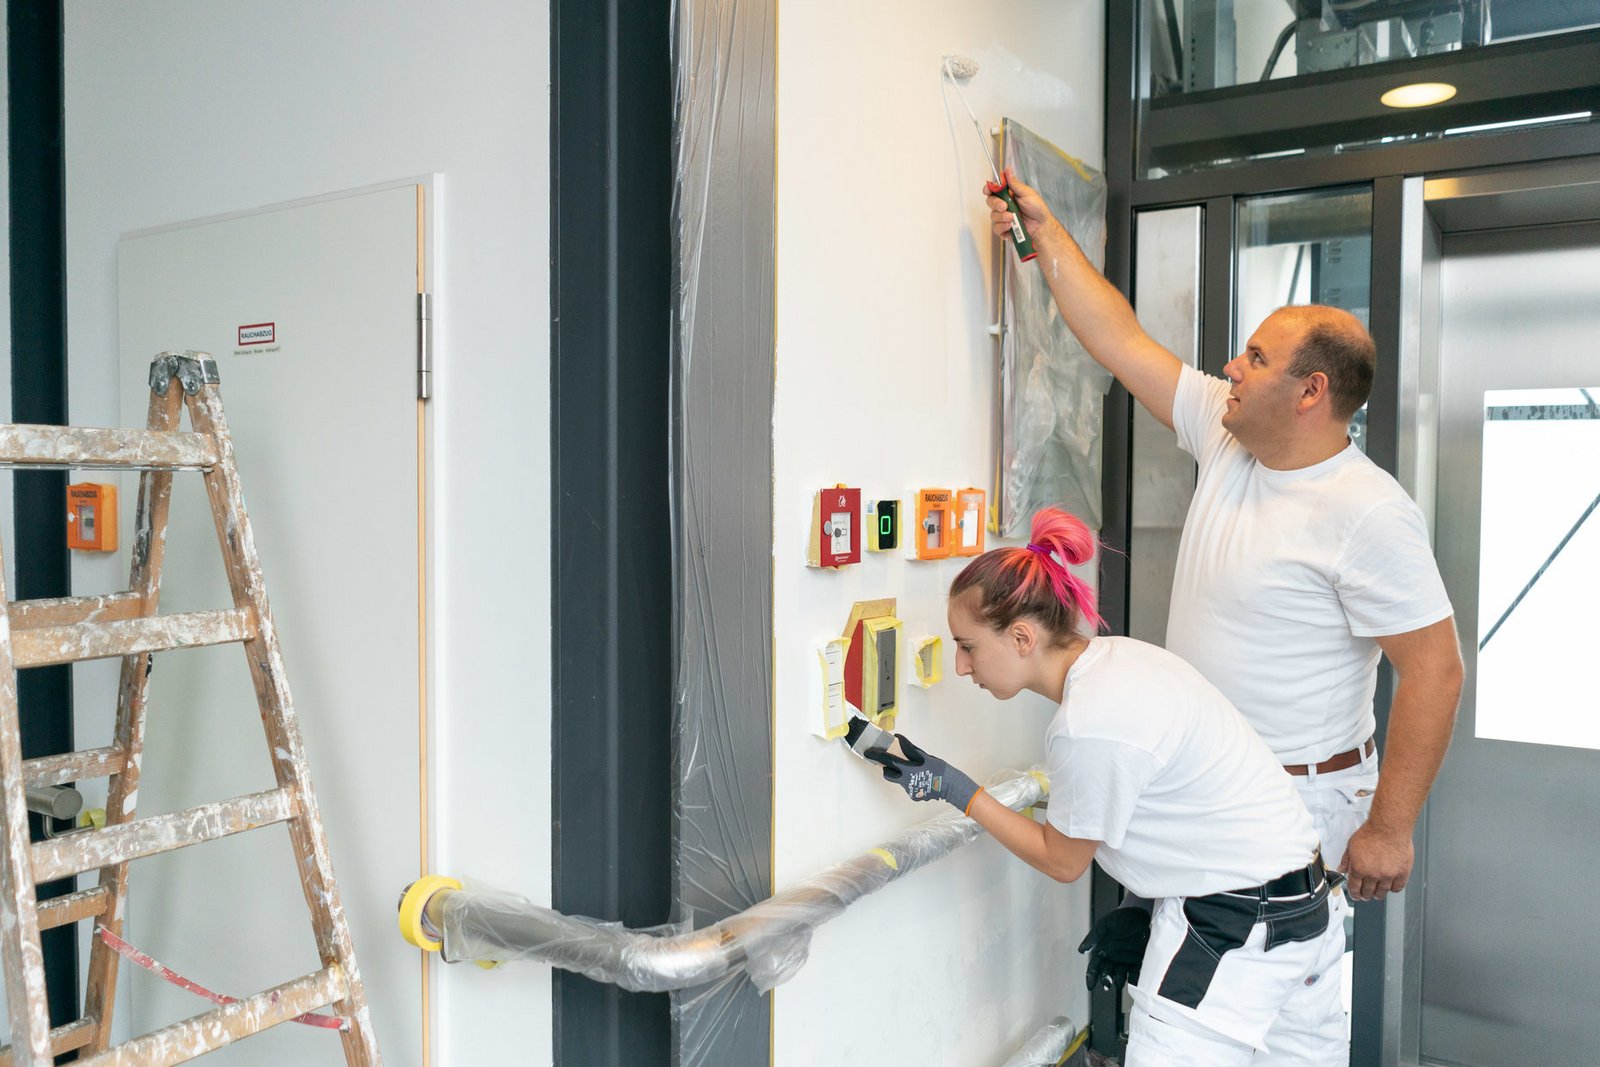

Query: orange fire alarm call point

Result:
[67,482,118,552]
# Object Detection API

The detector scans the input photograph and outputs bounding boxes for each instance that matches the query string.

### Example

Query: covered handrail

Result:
[398,769,1048,993]
[1000,1016,1087,1067]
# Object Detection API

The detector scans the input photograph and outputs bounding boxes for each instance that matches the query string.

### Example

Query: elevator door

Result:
[1421,220,1600,1064]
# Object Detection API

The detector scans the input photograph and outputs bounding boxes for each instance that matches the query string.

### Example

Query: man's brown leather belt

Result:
[1283,737,1375,776]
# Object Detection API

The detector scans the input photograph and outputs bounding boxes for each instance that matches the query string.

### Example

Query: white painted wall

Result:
[772,4,1103,1063]
[63,3,550,1063]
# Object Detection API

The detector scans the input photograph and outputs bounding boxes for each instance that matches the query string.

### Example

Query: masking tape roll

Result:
[398,874,462,952]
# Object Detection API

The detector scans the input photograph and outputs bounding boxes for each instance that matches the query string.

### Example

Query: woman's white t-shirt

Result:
[1044,636,1318,899]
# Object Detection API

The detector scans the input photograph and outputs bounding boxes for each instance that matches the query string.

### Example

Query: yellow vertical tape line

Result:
[770,9,782,1065]
[416,182,432,1067]
[869,848,899,870]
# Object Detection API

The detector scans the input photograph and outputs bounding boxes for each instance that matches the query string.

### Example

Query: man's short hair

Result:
[1278,306,1376,421]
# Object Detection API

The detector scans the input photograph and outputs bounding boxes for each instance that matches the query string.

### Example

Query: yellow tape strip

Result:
[869,848,899,871]
[1057,1025,1090,1064]
[1028,769,1051,796]
[1048,143,1094,183]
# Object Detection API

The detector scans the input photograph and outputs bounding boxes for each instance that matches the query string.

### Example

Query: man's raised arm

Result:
[990,169,1184,430]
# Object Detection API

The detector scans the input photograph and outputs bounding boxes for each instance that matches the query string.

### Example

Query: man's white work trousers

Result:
[1292,750,1382,1063]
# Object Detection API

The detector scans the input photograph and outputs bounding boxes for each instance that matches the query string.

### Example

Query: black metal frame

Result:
[549,0,673,1063]
[1088,14,1138,1045]
[7,0,81,1042]
[1143,28,1600,175]
[1099,0,1600,1059]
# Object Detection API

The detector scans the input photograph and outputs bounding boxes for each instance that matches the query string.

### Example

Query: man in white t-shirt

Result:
[986,174,1464,1030]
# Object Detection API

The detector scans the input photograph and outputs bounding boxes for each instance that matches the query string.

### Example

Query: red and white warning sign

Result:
[237,322,275,346]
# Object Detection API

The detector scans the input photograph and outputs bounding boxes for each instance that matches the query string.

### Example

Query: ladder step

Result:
[0,424,218,470]
[31,789,297,884]
[0,1017,98,1065]
[38,885,110,931]
[25,746,126,789]
[8,592,144,632]
[73,965,345,1067]
[11,608,256,668]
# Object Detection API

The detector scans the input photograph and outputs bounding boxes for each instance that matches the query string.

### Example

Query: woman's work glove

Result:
[1077,904,1152,991]
[864,734,982,815]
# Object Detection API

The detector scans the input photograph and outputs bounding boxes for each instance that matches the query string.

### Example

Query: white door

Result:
[113,183,428,1064]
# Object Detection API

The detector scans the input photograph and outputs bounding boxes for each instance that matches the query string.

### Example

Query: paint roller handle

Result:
[985,179,1037,262]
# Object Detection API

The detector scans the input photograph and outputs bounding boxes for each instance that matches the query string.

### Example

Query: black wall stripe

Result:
[7,0,81,1040]
[549,0,673,1063]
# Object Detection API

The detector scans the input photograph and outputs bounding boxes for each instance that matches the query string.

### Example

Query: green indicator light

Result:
[881,516,893,536]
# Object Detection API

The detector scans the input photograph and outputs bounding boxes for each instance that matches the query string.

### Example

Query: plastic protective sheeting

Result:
[436,771,1047,994]
[999,1016,1086,1067]
[670,0,777,1060]
[998,119,1111,536]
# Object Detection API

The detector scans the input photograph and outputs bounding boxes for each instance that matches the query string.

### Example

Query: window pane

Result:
[1234,186,1373,450]
[1474,387,1600,750]
[1142,1,1599,97]
[1130,206,1202,645]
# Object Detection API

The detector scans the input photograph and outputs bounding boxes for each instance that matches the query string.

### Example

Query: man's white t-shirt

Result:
[1166,366,1454,765]
[1044,636,1318,899]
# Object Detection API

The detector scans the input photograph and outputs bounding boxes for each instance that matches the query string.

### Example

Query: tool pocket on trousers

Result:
[1157,894,1257,1010]
[1264,893,1330,951]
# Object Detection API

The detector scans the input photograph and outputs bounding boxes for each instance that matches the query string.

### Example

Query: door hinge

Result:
[417,292,433,400]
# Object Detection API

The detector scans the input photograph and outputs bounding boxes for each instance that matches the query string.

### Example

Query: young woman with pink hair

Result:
[866,507,1346,1065]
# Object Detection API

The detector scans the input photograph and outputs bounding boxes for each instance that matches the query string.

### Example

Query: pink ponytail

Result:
[949,507,1103,639]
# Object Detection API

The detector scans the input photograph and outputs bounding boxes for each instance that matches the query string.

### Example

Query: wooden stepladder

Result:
[0,352,380,1066]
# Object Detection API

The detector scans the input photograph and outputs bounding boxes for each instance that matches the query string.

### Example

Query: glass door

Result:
[1422,216,1600,1065]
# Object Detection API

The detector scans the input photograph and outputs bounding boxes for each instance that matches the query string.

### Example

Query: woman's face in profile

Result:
[948,590,1029,701]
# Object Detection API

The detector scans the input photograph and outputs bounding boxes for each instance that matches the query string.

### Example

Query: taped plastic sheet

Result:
[435,771,1047,994]
[998,119,1111,535]
[670,0,777,1060]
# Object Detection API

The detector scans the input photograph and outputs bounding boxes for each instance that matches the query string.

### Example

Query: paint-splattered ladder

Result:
[0,353,380,1066]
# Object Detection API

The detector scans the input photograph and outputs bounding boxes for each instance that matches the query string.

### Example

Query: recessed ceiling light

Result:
[1381,82,1458,108]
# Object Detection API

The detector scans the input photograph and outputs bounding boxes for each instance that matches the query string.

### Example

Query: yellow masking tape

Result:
[1058,1026,1090,1063]
[1027,769,1051,796]
[1049,144,1094,184]
[869,848,899,871]
[398,874,462,953]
